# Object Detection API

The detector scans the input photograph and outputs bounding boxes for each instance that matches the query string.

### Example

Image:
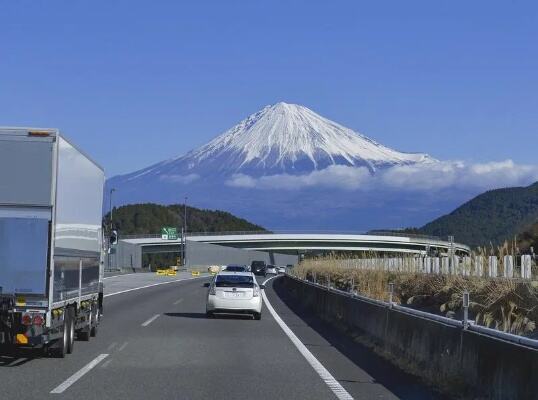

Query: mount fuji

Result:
[116,102,434,183]
[107,102,442,230]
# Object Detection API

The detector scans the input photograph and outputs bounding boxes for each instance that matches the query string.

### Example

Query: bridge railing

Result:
[120,230,445,241]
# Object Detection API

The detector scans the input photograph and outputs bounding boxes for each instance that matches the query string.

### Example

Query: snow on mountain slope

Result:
[114,102,435,182]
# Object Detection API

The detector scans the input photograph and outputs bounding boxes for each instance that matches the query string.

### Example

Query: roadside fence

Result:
[306,254,538,280]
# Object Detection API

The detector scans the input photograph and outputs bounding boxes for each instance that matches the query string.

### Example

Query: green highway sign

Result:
[161,226,178,240]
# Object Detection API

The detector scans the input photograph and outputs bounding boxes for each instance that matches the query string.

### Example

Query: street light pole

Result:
[109,188,116,232]
[183,196,188,267]
[183,196,188,234]
[108,188,115,271]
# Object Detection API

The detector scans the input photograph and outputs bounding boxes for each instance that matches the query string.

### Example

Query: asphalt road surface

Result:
[0,273,445,399]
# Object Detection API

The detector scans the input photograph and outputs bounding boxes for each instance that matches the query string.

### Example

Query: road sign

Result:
[161,226,178,240]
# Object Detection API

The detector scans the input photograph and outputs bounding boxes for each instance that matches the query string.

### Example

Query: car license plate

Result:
[225,291,243,298]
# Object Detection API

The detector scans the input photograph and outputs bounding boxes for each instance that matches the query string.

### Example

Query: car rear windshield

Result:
[215,275,254,288]
[225,266,246,272]
[251,261,265,267]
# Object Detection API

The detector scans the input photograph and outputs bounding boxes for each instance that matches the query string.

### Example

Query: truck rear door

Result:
[0,130,54,298]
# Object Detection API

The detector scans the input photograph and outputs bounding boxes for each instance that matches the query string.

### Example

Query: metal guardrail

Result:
[287,273,538,350]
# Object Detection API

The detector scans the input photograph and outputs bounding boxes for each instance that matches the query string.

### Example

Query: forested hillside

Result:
[418,182,538,247]
[104,203,266,236]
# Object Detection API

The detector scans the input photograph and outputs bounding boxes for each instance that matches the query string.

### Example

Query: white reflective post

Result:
[463,290,470,329]
[522,255,532,279]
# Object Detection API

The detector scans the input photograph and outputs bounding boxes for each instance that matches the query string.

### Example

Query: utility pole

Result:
[183,196,188,267]
[108,188,116,271]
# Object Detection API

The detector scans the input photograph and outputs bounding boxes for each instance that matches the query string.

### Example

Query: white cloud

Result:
[226,165,372,191]
[159,173,200,184]
[225,160,538,193]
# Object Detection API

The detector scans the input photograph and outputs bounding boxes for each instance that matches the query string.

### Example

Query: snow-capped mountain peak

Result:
[117,102,434,181]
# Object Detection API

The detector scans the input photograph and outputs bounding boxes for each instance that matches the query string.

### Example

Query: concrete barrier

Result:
[281,275,538,400]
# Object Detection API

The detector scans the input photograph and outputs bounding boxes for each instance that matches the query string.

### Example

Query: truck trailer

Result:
[0,127,105,357]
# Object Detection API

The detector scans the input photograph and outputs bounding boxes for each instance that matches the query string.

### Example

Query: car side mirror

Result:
[259,284,265,290]
[203,282,210,287]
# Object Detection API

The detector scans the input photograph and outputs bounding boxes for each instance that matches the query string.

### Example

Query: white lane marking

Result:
[104,276,206,298]
[261,276,275,286]
[50,354,109,394]
[141,314,160,327]
[118,341,129,351]
[100,359,112,369]
[261,276,354,400]
[173,298,184,305]
[106,342,118,351]
[103,272,137,280]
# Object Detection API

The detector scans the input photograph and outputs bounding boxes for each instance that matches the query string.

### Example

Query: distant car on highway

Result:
[206,272,264,320]
[250,260,266,276]
[266,265,277,275]
[277,266,286,273]
[223,265,248,272]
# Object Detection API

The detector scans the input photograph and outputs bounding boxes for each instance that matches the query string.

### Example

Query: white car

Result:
[206,272,263,320]
[266,265,277,275]
[277,266,286,274]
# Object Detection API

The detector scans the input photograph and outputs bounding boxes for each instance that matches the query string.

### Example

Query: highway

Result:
[0,273,445,399]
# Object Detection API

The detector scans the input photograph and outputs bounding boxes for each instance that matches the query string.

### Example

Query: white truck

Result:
[0,127,105,357]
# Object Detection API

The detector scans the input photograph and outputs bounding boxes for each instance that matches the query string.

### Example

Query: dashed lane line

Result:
[50,354,109,394]
[104,276,206,298]
[141,314,161,327]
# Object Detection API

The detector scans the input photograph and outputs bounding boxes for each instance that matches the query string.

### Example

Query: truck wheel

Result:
[51,314,69,358]
[66,309,75,354]
[78,311,91,341]
[90,305,98,337]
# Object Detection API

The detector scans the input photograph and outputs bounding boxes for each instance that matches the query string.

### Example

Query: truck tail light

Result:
[32,314,44,326]
[21,313,32,326]
[28,130,51,137]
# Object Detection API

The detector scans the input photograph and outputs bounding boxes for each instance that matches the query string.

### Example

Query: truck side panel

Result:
[52,136,104,303]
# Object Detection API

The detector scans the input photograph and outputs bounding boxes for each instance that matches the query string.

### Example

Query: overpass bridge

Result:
[183,231,470,255]
[112,231,470,269]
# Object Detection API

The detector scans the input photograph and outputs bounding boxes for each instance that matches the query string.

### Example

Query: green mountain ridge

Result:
[105,203,266,236]
[418,182,538,248]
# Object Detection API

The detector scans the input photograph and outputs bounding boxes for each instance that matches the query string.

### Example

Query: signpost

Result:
[161,227,178,240]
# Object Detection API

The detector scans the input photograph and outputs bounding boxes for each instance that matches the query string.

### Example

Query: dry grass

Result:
[293,256,538,337]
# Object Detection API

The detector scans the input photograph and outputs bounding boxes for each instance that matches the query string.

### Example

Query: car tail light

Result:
[253,286,260,297]
[209,285,216,295]
[21,313,32,326]
[32,314,44,326]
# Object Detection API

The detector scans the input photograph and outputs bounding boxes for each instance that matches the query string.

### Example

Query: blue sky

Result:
[1,1,537,177]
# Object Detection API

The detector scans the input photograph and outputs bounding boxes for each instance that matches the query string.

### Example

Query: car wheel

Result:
[206,311,214,319]
[253,312,261,320]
